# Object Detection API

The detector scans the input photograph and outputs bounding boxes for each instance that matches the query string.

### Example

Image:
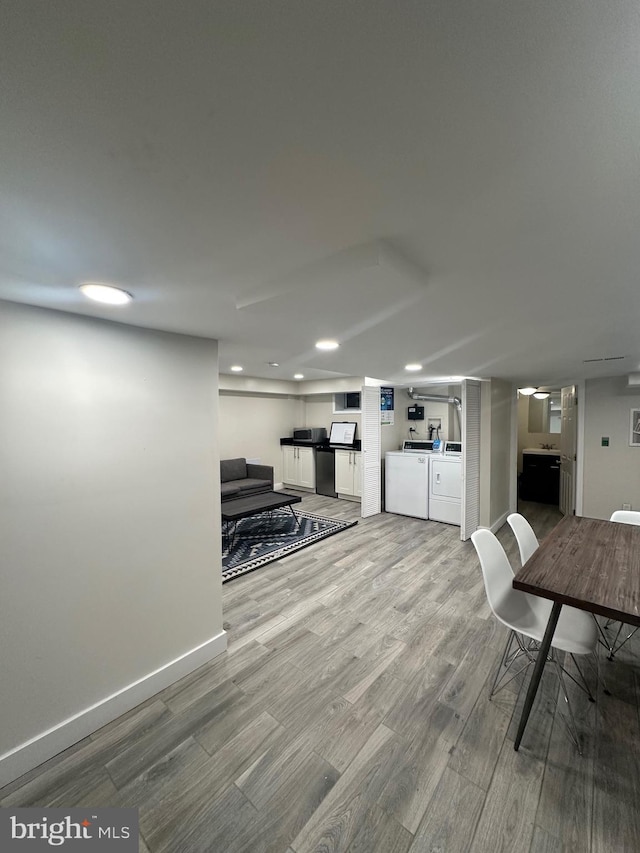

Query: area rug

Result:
[222,508,358,582]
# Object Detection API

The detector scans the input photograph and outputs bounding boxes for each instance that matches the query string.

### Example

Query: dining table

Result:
[512,514,640,750]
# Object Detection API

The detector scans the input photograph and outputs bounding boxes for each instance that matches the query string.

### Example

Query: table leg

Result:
[288,504,301,532]
[227,519,237,551]
[514,601,562,751]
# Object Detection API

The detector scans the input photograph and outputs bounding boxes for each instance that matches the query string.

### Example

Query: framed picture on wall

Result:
[630,408,640,447]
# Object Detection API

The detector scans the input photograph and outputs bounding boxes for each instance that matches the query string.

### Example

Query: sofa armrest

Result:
[246,463,274,486]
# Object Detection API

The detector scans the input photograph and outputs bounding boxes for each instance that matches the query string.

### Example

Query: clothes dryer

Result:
[429,454,462,525]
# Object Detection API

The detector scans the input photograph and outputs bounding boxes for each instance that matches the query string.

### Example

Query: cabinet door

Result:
[353,452,362,497]
[430,459,461,499]
[282,446,298,484]
[335,450,353,494]
[297,446,316,489]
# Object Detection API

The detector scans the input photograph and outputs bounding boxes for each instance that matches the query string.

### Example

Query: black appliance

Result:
[292,427,327,443]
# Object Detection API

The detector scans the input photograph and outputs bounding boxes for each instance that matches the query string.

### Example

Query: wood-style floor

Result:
[2,495,640,852]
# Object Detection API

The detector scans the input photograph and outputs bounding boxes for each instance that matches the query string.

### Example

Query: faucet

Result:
[540,443,556,450]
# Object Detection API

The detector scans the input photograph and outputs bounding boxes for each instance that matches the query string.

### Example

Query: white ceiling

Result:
[2,1,640,387]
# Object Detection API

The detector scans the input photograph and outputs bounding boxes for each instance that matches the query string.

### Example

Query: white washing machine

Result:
[385,451,429,519]
[429,453,462,525]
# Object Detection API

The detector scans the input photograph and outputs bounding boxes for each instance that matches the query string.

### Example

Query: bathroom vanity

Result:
[520,449,561,505]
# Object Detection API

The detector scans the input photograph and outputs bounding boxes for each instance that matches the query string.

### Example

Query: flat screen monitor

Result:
[329,421,357,445]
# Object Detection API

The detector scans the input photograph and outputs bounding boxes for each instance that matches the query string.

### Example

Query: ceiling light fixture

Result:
[79,282,132,305]
[294,373,304,380]
[230,365,243,372]
[405,363,422,372]
[315,339,339,351]
[518,387,537,396]
[533,391,550,399]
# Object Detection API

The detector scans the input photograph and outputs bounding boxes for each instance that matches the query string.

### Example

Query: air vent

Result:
[582,355,625,363]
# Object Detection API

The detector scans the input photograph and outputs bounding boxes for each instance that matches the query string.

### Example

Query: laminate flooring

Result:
[3,496,640,852]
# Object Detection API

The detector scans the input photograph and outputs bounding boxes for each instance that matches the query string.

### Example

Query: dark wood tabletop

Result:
[513,514,640,627]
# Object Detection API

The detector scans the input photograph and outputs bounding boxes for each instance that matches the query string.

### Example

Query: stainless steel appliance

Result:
[292,427,327,443]
[315,446,336,497]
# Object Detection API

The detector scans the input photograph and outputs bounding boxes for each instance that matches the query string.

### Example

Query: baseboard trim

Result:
[489,510,510,534]
[0,630,227,789]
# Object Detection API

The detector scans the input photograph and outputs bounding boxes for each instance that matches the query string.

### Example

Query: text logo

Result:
[0,808,138,851]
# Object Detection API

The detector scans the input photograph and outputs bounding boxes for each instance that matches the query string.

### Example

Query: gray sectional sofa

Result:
[220,457,274,502]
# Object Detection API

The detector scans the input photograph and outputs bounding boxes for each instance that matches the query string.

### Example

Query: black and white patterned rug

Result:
[222,508,358,582]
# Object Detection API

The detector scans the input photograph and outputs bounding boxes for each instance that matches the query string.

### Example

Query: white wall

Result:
[0,302,223,783]
[395,385,462,443]
[303,394,361,437]
[218,386,365,486]
[480,379,513,529]
[582,376,640,518]
[219,391,304,483]
[480,383,492,528]
[489,380,512,525]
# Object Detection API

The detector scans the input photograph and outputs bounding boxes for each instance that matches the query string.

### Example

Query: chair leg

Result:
[550,655,582,755]
[566,654,595,702]
[489,631,535,699]
[610,626,639,658]
[489,631,514,697]
[595,616,639,660]
[583,649,612,697]
[593,614,615,658]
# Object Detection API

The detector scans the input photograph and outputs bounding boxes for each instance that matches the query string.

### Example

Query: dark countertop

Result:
[280,437,362,451]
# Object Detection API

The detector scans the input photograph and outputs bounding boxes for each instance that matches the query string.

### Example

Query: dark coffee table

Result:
[221,491,302,550]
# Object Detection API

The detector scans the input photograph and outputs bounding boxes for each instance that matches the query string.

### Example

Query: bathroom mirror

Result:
[528,392,561,434]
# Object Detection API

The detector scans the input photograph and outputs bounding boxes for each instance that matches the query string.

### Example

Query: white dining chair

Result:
[471,528,599,750]
[507,512,539,565]
[599,510,640,658]
[610,509,640,525]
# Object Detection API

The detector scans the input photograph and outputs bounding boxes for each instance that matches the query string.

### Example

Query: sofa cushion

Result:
[221,483,242,499]
[221,458,247,483]
[222,477,271,496]
[236,478,272,494]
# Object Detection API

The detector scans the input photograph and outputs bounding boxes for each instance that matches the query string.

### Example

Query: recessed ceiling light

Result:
[533,391,550,399]
[294,373,304,380]
[268,362,280,367]
[79,282,132,305]
[518,387,537,396]
[405,363,422,372]
[315,339,339,351]
[230,365,243,372]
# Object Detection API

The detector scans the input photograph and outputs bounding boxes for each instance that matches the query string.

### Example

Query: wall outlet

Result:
[622,503,632,511]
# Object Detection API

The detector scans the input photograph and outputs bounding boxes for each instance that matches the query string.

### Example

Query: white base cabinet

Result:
[335,449,361,500]
[282,445,316,490]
